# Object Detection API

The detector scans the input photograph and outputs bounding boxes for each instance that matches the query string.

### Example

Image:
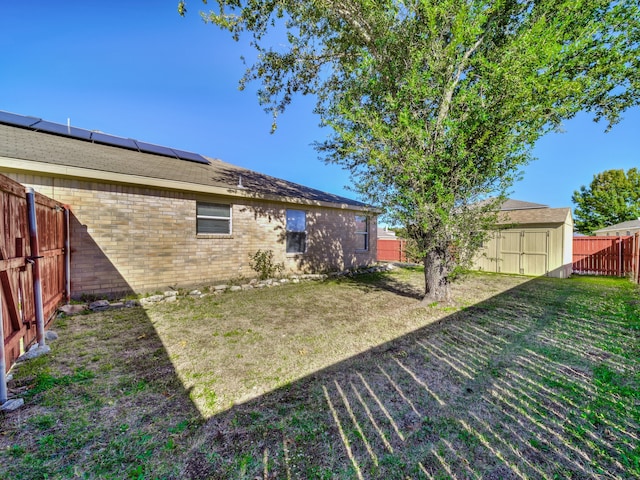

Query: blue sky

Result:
[1,1,637,213]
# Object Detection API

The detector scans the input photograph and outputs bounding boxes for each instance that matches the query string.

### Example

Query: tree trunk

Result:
[421,249,451,304]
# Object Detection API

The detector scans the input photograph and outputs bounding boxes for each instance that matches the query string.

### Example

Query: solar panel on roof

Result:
[135,141,179,158]
[171,148,209,164]
[32,120,92,140]
[0,110,41,128]
[0,109,210,165]
[91,131,138,150]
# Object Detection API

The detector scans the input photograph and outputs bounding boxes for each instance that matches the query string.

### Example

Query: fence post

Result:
[26,187,45,348]
[636,232,640,284]
[0,287,7,405]
[618,237,622,277]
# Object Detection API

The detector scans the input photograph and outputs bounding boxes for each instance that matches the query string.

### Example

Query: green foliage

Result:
[184,0,639,300]
[572,168,640,234]
[248,249,284,280]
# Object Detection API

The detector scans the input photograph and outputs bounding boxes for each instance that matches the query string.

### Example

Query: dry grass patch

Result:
[148,270,530,415]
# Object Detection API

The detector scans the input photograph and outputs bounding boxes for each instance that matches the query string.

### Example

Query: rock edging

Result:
[58,265,395,310]
[138,264,394,306]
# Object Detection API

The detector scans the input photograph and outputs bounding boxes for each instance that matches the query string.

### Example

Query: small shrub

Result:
[248,250,284,280]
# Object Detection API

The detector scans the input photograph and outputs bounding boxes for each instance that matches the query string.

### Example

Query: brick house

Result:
[0,111,377,297]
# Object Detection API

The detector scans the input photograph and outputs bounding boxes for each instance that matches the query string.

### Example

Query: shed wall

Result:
[7,173,377,296]
[473,223,571,278]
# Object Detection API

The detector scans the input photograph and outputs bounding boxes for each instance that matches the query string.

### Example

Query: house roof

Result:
[496,207,572,225]
[593,218,640,233]
[499,198,549,211]
[0,114,370,210]
[377,227,397,239]
[473,197,549,212]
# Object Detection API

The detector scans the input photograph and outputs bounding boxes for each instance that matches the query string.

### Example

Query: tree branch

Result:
[430,35,485,151]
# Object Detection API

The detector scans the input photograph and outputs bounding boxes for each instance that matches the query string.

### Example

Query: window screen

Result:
[355,215,369,251]
[286,209,306,253]
[197,202,231,234]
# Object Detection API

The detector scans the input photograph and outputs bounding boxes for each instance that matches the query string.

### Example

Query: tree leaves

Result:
[182,0,640,299]
[572,168,640,235]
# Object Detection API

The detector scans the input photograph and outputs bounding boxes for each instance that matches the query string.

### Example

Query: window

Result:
[197,202,231,234]
[286,209,306,253]
[355,215,369,251]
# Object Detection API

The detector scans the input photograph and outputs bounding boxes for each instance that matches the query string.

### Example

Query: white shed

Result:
[473,200,574,278]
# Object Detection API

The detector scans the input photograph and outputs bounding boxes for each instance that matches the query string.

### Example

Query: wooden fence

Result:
[1,173,68,377]
[572,235,638,278]
[377,238,408,263]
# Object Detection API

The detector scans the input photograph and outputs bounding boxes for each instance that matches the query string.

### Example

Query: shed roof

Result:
[496,207,572,226]
[594,218,640,233]
[0,116,369,210]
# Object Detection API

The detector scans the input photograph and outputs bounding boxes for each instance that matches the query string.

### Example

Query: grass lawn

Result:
[1,268,638,479]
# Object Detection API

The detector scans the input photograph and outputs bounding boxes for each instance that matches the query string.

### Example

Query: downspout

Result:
[64,205,71,303]
[26,187,45,348]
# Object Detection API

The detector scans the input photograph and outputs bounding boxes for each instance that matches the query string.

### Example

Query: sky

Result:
[1,1,638,215]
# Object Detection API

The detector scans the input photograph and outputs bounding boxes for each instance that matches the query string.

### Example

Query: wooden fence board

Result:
[572,236,635,277]
[377,239,408,262]
[1,174,67,373]
[634,232,640,284]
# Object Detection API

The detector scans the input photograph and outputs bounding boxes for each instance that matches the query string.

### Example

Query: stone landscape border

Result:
[60,264,396,312]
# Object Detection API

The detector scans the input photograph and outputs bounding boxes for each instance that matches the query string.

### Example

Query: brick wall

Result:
[8,174,377,296]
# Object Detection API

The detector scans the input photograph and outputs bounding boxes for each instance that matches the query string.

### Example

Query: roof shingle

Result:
[0,122,367,208]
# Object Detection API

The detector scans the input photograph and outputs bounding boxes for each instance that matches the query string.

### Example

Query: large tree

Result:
[572,168,640,235]
[180,0,639,301]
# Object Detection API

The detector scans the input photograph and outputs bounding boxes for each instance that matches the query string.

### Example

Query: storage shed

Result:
[473,199,573,278]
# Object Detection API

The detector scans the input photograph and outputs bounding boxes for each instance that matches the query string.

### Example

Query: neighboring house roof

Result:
[499,198,549,211]
[593,218,640,234]
[497,207,572,226]
[0,111,371,210]
[473,197,549,212]
[377,227,398,239]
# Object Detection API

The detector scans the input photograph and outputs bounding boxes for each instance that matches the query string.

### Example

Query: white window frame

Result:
[286,209,306,254]
[355,215,369,251]
[196,202,232,235]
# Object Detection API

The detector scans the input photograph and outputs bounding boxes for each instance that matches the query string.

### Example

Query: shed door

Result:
[521,231,549,276]
[498,230,549,275]
[499,231,522,274]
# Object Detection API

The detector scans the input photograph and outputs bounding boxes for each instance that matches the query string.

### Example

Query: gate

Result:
[1,173,68,375]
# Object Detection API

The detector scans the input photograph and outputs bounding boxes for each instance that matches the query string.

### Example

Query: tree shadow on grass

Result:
[0,282,203,479]
[2,273,637,479]
[341,269,425,301]
[182,275,639,479]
